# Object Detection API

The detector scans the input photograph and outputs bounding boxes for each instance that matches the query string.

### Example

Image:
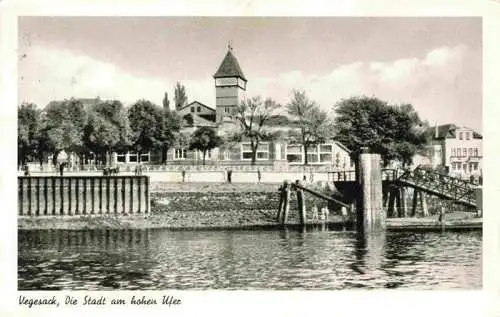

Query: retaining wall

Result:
[18,176,150,216]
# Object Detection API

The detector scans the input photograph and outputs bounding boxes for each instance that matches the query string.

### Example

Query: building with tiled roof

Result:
[414,124,482,178]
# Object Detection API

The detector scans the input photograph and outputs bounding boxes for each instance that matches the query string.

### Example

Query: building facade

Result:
[413,124,482,178]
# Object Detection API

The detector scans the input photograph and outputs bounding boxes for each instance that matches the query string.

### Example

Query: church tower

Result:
[213,44,247,124]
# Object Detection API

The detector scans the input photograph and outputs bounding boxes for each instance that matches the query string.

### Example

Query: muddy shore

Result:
[17,182,481,231]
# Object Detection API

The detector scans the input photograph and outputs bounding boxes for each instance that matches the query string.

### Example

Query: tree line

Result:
[18,88,430,168]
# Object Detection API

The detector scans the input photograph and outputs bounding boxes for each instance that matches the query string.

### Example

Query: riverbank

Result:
[17,181,481,231]
[18,212,481,231]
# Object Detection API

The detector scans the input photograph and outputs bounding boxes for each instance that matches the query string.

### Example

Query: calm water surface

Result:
[18,227,482,290]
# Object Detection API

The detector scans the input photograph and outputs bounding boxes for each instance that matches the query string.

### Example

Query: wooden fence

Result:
[18,176,150,216]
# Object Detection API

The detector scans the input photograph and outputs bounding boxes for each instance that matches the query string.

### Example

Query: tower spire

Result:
[228,40,233,52]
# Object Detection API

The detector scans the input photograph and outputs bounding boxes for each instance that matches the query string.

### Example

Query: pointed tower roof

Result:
[213,46,247,81]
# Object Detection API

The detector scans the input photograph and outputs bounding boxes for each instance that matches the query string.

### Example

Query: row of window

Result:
[115,143,351,166]
[450,147,479,157]
[451,162,479,172]
[458,131,472,140]
[190,106,202,113]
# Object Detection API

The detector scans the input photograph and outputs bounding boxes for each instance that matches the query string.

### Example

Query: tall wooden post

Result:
[411,189,418,217]
[276,182,286,221]
[387,187,396,218]
[419,192,429,217]
[357,148,385,232]
[19,178,23,216]
[400,187,407,217]
[440,206,446,231]
[296,180,306,225]
[282,181,290,224]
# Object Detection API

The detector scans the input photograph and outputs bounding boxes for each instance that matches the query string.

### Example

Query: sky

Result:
[18,16,482,132]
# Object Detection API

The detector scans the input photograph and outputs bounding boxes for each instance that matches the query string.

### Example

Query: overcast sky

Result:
[18,17,482,131]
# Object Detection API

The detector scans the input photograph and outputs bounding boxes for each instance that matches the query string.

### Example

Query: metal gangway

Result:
[394,166,478,208]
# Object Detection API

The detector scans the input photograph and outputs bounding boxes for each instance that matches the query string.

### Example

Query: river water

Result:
[18,227,481,290]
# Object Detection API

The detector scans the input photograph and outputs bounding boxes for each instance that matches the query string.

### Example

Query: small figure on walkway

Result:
[303,174,307,182]
[320,207,329,222]
[134,164,143,176]
[23,164,30,176]
[227,169,233,183]
[311,205,319,221]
[59,162,66,176]
[257,169,261,183]
[182,170,186,182]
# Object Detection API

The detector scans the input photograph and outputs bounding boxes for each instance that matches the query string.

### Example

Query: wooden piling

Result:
[440,206,446,231]
[296,180,306,225]
[419,192,429,217]
[400,187,407,218]
[282,181,290,224]
[387,187,396,218]
[411,189,418,217]
[277,183,285,221]
[18,178,23,215]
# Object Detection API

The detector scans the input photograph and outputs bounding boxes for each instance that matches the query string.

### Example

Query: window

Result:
[466,132,470,140]
[191,107,194,113]
[468,148,473,157]
[286,144,303,163]
[463,148,467,157]
[117,153,126,163]
[197,106,201,112]
[129,152,138,163]
[319,144,333,163]
[241,143,269,160]
[456,163,461,170]
[199,150,211,159]
[459,132,463,140]
[474,148,479,157]
[224,107,230,113]
[223,150,231,161]
[140,153,150,162]
[174,148,186,160]
[451,148,456,157]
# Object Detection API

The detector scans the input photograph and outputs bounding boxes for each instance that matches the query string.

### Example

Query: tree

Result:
[188,127,223,165]
[159,109,182,163]
[174,82,188,110]
[127,100,164,156]
[162,92,170,110]
[83,100,132,165]
[18,103,42,166]
[333,96,428,167]
[234,96,281,165]
[287,90,333,165]
[40,99,88,165]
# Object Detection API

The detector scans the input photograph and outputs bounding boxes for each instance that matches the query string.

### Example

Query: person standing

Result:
[257,169,262,183]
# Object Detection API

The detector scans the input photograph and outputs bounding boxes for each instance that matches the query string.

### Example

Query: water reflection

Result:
[18,228,481,290]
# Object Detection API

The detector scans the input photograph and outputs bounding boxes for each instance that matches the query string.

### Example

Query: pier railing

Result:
[18,176,150,216]
[328,169,397,182]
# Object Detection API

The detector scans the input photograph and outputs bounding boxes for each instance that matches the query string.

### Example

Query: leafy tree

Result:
[333,96,428,167]
[83,100,132,165]
[40,99,88,165]
[174,82,188,110]
[159,109,182,163]
[287,90,333,165]
[127,100,164,156]
[162,92,170,110]
[188,127,223,165]
[234,96,281,165]
[18,103,42,166]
